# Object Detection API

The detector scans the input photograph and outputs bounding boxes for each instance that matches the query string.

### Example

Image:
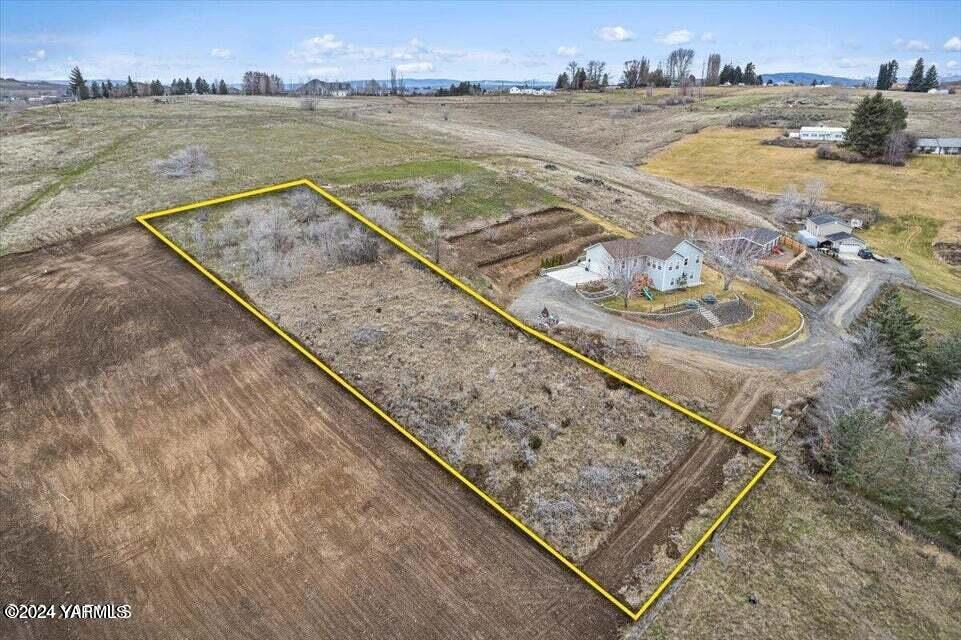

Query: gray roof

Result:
[825,231,863,243]
[738,227,782,245]
[916,137,961,147]
[600,233,701,260]
[809,214,841,225]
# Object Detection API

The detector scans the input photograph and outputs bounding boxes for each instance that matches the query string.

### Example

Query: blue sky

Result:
[1,1,959,82]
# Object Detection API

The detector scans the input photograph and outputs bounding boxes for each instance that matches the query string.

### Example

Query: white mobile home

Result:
[584,234,704,292]
[799,126,846,142]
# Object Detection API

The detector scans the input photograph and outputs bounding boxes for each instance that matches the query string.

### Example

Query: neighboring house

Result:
[823,231,866,255]
[914,137,961,155]
[584,233,705,292]
[799,126,846,142]
[726,227,782,255]
[805,214,852,240]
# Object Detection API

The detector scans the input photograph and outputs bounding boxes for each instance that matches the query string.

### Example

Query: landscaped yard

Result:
[641,126,961,295]
[708,278,804,346]
[600,266,734,313]
[600,267,803,346]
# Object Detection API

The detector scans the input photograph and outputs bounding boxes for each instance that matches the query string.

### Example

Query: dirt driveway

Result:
[0,226,624,639]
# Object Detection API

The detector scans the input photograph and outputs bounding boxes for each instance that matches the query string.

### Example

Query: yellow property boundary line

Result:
[136,178,776,621]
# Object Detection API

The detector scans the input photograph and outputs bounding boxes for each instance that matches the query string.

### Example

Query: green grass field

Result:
[898,286,961,338]
[642,127,961,295]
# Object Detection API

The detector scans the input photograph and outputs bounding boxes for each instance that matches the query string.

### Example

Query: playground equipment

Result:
[642,287,654,301]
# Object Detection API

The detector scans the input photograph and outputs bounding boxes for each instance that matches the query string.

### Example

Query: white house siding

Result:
[805,219,851,239]
[799,127,846,142]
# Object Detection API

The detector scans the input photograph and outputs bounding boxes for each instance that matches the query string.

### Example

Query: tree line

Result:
[66,65,266,100]
[876,57,940,92]
[555,49,763,91]
[811,286,961,539]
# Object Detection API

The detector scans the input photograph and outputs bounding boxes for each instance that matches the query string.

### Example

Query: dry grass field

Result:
[154,189,769,604]
[4,87,960,639]
[642,126,961,295]
[0,226,629,639]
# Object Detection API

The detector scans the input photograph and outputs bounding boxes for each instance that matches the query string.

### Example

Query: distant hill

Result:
[0,78,72,98]
[763,72,866,87]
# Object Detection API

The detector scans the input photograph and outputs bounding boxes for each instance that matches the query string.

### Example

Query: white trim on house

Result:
[583,235,705,292]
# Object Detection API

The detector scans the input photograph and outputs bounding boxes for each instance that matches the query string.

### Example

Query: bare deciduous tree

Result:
[666,48,695,85]
[702,229,764,291]
[706,53,722,86]
[771,180,826,223]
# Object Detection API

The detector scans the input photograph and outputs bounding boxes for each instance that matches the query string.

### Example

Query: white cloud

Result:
[946,60,959,68]
[656,29,693,45]
[700,32,715,43]
[597,26,635,42]
[556,45,580,57]
[945,36,961,51]
[26,49,46,62]
[306,66,342,78]
[210,48,233,60]
[396,61,433,74]
[894,38,930,51]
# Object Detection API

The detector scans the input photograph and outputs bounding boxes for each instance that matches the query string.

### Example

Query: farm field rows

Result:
[0,226,628,639]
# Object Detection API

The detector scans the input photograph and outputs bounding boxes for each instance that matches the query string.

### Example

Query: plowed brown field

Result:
[0,226,622,639]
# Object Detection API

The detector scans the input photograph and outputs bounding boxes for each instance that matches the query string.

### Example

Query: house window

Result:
[684,258,689,266]
[657,264,662,270]
[670,279,675,286]
[668,265,672,271]
[695,257,700,263]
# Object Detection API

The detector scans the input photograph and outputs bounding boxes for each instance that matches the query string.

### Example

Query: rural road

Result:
[511,257,914,373]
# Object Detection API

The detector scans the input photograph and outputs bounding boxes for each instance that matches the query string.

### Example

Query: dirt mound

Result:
[934,242,961,266]
[654,211,736,237]
[447,207,618,298]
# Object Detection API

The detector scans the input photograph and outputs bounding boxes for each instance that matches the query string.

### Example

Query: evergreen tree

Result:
[922,64,938,91]
[861,285,924,377]
[68,66,87,99]
[91,81,101,99]
[555,72,569,90]
[843,92,907,158]
[743,62,757,85]
[757,75,764,86]
[719,63,733,84]
[218,79,228,94]
[875,63,887,90]
[732,65,743,84]
[103,79,112,98]
[601,72,609,88]
[127,75,136,96]
[184,77,193,94]
[918,333,961,399]
[906,57,925,92]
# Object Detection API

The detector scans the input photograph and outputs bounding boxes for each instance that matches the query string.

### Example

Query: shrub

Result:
[154,146,215,179]
[729,113,770,128]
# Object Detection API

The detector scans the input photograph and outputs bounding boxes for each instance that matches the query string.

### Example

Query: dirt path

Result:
[377,114,772,229]
[582,379,769,592]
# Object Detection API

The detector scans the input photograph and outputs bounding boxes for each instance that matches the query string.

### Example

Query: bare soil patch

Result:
[1,226,623,639]
[653,210,736,237]
[446,207,618,297]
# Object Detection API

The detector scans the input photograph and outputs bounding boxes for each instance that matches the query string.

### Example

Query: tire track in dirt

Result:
[582,378,770,595]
